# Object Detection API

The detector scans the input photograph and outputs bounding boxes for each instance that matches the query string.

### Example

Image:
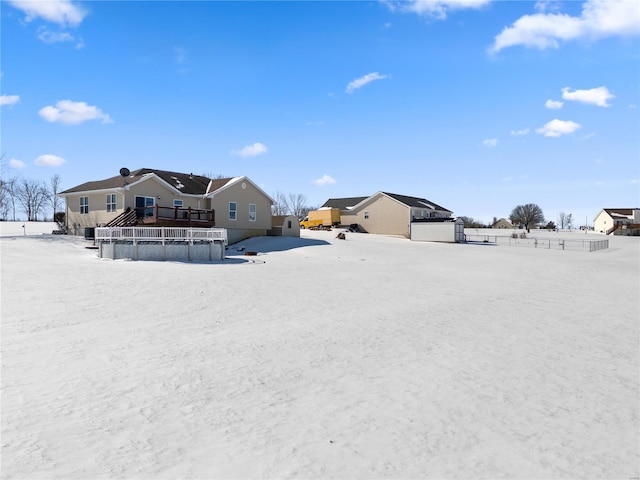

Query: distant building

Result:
[594,208,640,235]
[269,215,300,237]
[322,191,452,239]
[492,218,513,229]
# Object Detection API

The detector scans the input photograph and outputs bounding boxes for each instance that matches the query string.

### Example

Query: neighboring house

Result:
[59,168,273,244]
[492,218,513,229]
[323,192,452,238]
[268,215,300,237]
[594,208,640,235]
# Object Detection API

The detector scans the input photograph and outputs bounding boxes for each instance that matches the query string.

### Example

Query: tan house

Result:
[492,218,513,229]
[323,192,452,238]
[594,208,640,235]
[59,168,273,244]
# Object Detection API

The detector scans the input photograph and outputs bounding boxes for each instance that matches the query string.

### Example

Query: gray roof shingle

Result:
[60,168,232,196]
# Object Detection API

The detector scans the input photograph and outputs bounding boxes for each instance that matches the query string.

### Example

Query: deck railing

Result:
[95,226,227,245]
[135,205,215,223]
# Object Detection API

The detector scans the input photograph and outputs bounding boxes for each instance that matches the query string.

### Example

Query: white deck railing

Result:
[95,226,227,245]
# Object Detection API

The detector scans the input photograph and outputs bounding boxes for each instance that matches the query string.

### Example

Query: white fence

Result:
[95,226,227,245]
[95,227,228,261]
[464,234,609,252]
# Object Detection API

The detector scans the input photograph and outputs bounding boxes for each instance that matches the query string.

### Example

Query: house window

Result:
[364,211,369,219]
[249,204,256,222]
[106,194,116,213]
[287,220,292,229]
[80,196,89,214]
[135,196,155,218]
[229,202,237,221]
[173,199,183,208]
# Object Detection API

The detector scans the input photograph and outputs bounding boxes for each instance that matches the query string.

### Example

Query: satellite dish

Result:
[119,167,130,177]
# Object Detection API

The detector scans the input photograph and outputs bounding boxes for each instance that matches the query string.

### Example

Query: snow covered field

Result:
[1,223,638,479]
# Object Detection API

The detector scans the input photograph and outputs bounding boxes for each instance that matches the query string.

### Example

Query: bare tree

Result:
[1,176,18,221]
[0,180,9,220]
[509,203,545,232]
[271,190,289,216]
[287,193,307,219]
[15,178,50,221]
[558,212,575,229]
[458,216,485,228]
[50,174,62,219]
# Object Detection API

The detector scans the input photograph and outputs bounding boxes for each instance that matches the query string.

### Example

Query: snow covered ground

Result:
[1,222,638,479]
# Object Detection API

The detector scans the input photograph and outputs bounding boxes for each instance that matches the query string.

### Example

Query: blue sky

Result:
[2,0,639,225]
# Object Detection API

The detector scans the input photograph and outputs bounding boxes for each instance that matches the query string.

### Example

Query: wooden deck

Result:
[107,206,216,228]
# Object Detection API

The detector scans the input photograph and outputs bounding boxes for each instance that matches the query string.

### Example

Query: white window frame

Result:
[80,196,89,214]
[173,199,183,208]
[229,202,237,221]
[249,203,256,222]
[364,211,369,219]
[106,194,116,213]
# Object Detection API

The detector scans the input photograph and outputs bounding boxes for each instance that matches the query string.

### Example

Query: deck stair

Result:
[105,208,138,227]
[606,223,640,235]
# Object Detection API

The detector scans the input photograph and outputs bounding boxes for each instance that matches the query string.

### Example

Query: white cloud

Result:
[9,159,26,169]
[384,0,491,20]
[510,128,530,136]
[0,95,20,106]
[313,174,337,187]
[174,47,188,64]
[562,86,614,107]
[482,138,498,147]
[489,0,640,53]
[536,119,581,137]
[534,1,562,13]
[37,27,84,48]
[545,99,564,109]
[345,72,388,94]
[231,142,268,157]
[39,100,112,125]
[7,0,87,27]
[34,154,66,167]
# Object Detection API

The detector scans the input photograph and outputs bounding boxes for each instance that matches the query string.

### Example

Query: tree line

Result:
[0,173,63,222]
[460,204,574,232]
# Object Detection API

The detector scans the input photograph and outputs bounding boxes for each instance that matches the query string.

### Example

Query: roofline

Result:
[346,191,452,213]
[206,176,274,204]
[60,186,126,196]
[124,172,186,195]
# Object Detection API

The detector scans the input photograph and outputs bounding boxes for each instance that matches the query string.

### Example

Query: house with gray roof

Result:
[60,168,273,244]
[323,191,453,238]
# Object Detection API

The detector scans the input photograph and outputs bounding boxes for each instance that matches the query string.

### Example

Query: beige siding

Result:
[344,195,411,237]
[65,190,123,231]
[209,181,271,232]
[594,210,612,233]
